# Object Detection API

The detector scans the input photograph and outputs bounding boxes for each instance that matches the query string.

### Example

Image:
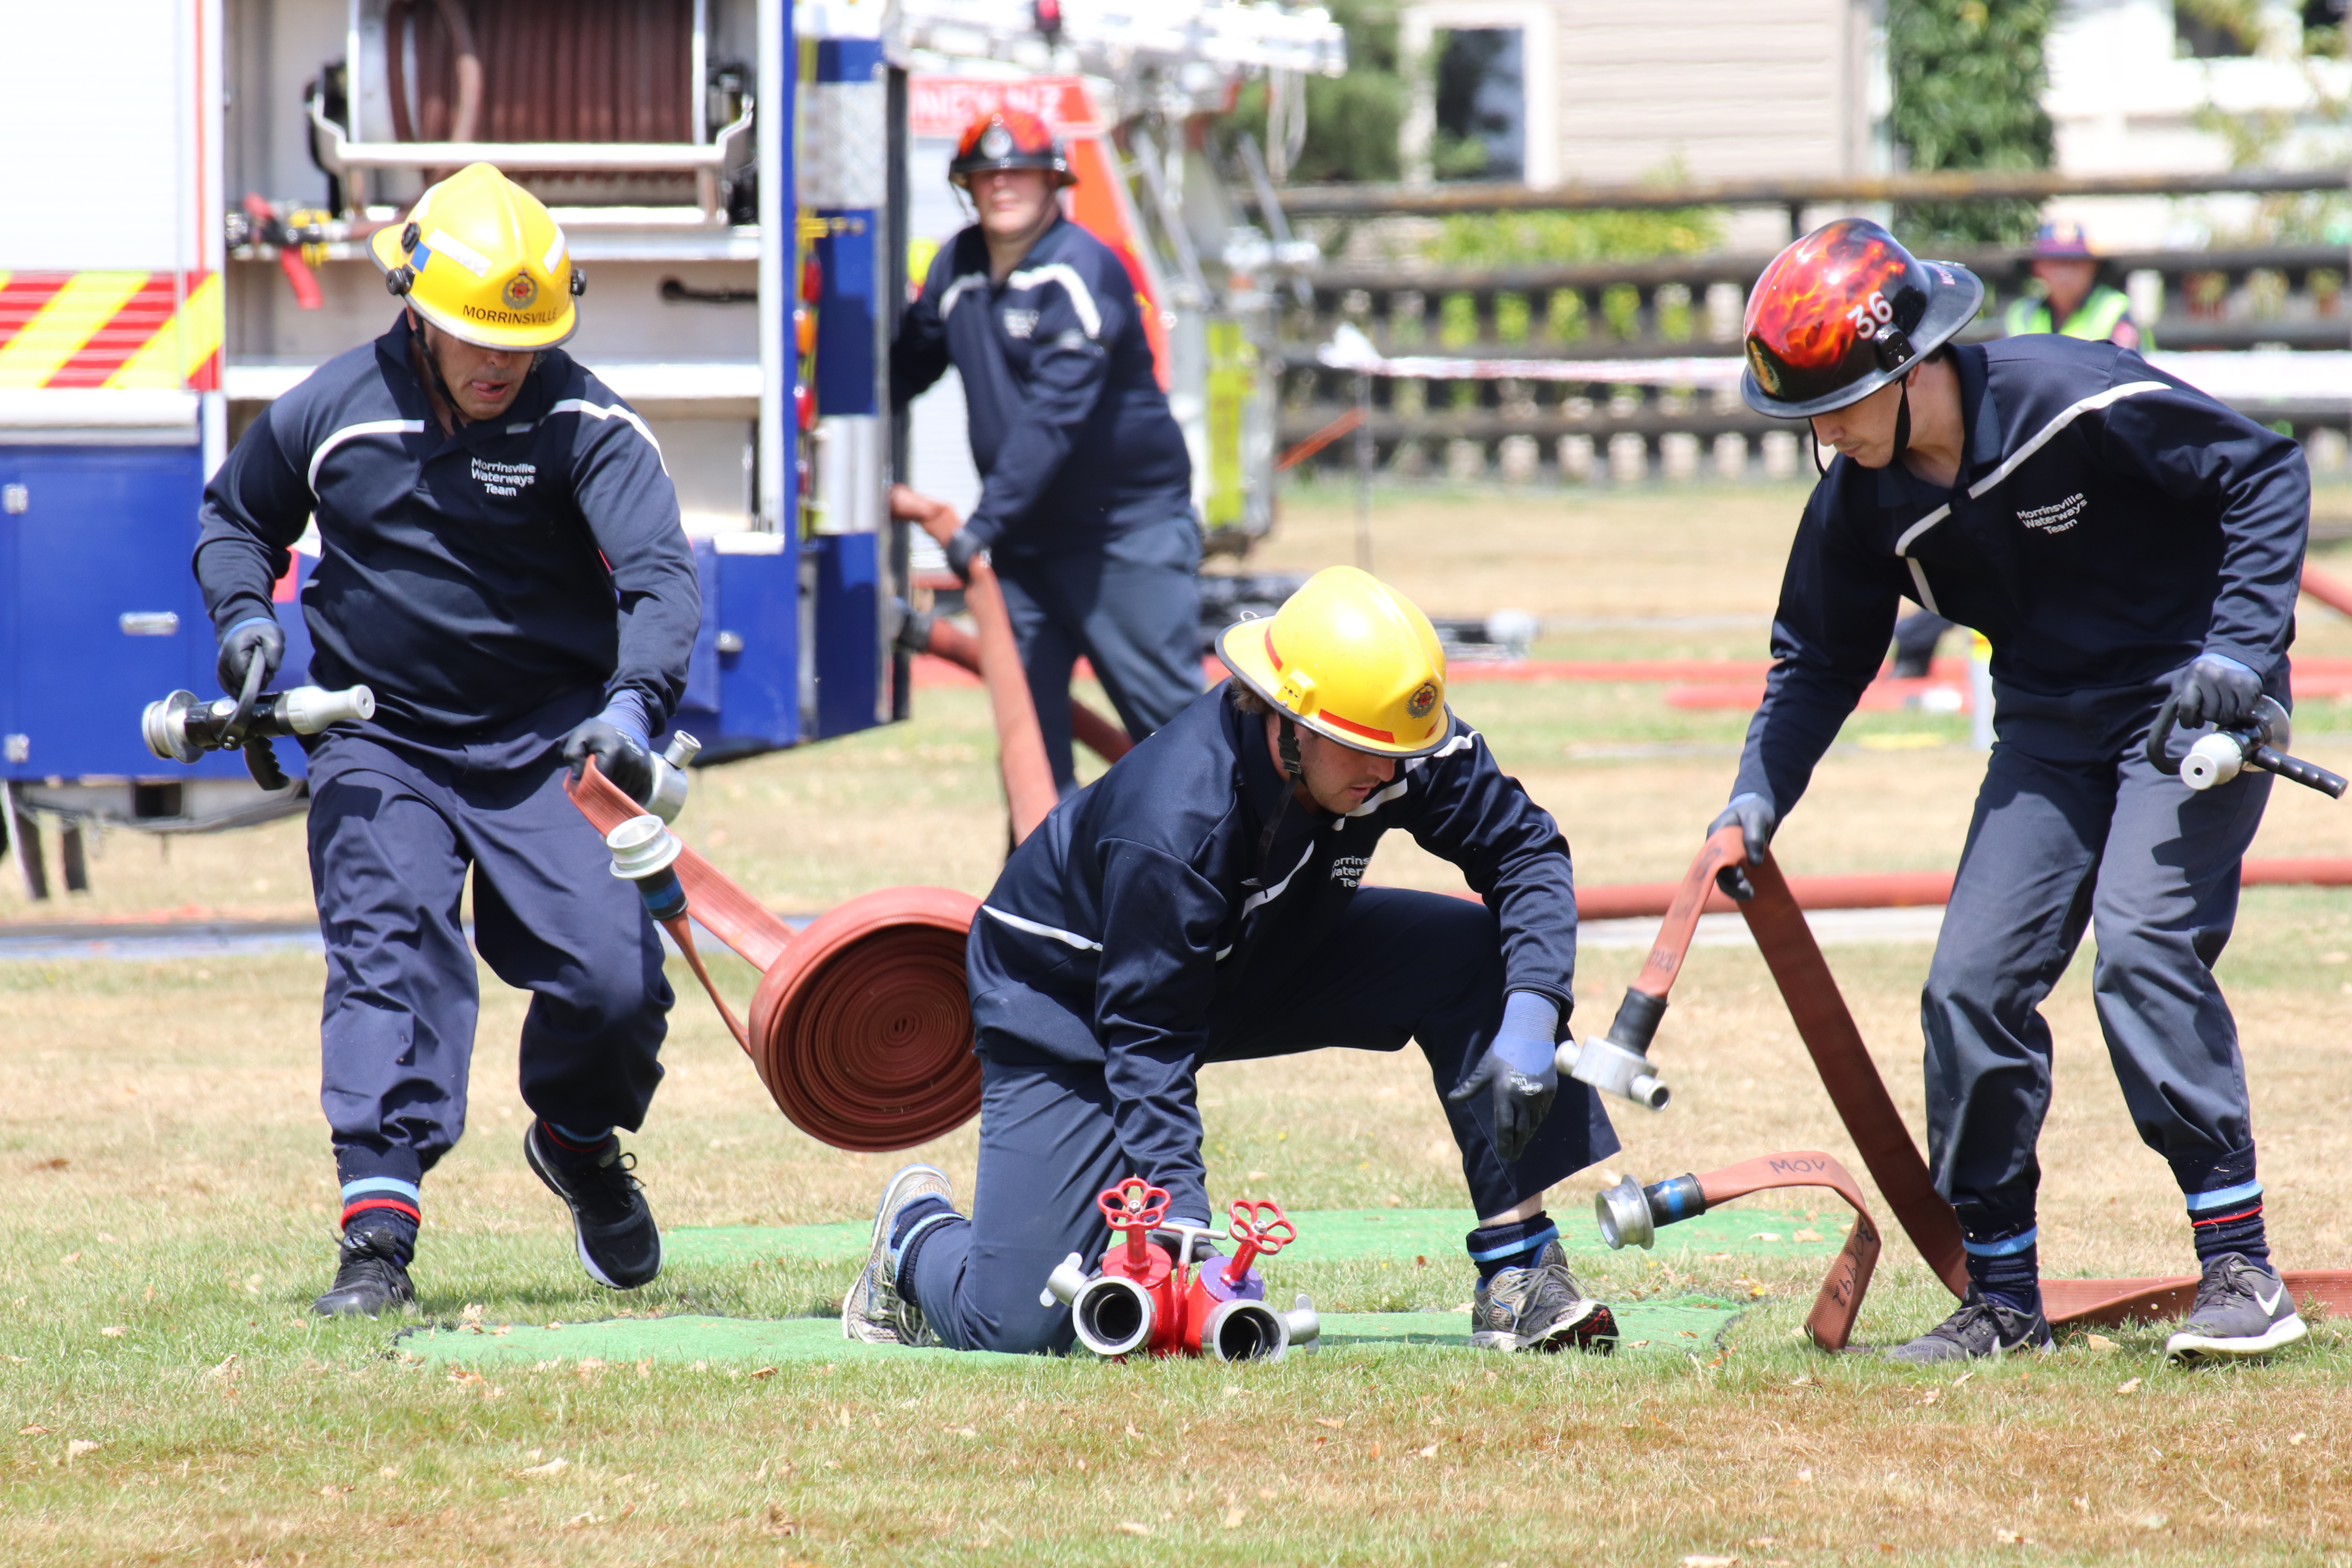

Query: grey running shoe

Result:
[842,1163,955,1347]
[1885,1291,2051,1363]
[1470,1240,1617,1353]
[2166,1253,2307,1362]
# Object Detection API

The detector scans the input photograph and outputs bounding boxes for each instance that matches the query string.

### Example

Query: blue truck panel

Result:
[0,445,315,782]
[808,532,880,740]
[661,539,801,761]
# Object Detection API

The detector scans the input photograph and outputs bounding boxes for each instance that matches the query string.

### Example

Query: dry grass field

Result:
[5,483,2352,1564]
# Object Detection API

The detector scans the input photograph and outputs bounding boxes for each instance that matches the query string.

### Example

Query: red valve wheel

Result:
[1100,1178,1170,1232]
[1100,1178,1171,1273]
[1223,1198,1295,1281]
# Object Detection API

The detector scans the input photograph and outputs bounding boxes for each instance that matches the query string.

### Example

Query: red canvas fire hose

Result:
[561,547,1063,1151]
[1582,827,2352,1336]
[913,609,1133,765]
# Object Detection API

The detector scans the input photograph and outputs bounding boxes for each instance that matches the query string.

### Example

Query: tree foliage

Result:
[1228,0,1407,184]
[1423,205,1724,267]
[1887,0,2058,244]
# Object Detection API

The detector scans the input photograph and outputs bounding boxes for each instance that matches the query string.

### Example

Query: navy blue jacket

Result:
[1734,337,2308,811]
[891,216,1192,556]
[194,317,699,734]
[967,684,1579,1221]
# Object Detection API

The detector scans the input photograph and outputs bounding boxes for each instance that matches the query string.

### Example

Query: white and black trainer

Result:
[2166,1252,2307,1362]
[842,1163,955,1347]
[1885,1290,2052,1363]
[1470,1240,1617,1353]
[524,1121,662,1290]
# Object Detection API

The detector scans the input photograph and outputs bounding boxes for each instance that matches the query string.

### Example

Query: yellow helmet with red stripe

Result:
[1216,567,1450,757]
[367,163,581,351]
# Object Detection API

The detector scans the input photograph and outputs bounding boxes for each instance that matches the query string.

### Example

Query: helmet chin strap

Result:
[1251,714,1307,876]
[1889,382,1914,466]
[409,311,536,433]
[410,318,469,434]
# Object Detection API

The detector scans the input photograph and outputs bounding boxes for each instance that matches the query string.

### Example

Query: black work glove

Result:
[2173,653,2261,730]
[563,718,654,804]
[1708,793,1777,901]
[944,526,988,583]
[216,616,285,699]
[1446,992,1561,1165]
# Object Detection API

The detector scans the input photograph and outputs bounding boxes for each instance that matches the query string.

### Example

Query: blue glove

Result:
[215,615,284,698]
[1708,792,1777,901]
[1447,991,1561,1163]
[2173,653,2261,730]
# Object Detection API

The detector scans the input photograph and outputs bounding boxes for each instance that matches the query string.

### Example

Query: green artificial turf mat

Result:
[662,1206,1840,1272]
[403,1297,1744,1368]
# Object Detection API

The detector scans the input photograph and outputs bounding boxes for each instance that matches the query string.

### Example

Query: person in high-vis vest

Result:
[2002,221,2143,348]
[195,163,700,1318]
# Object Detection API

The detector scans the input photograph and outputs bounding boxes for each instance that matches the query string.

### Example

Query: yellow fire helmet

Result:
[367,163,582,351]
[1217,566,1451,757]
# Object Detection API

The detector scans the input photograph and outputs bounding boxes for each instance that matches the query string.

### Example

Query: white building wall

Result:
[2044,0,2352,248]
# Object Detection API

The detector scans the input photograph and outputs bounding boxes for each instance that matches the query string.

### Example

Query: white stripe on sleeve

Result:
[307,419,427,495]
[1004,263,1103,339]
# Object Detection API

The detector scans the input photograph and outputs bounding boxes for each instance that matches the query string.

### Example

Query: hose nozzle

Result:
[1560,987,1671,1110]
[606,814,687,922]
[643,732,701,823]
[1594,1172,1707,1251]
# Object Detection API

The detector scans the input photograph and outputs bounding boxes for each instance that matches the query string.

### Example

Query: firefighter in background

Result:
[1722,219,2308,1364]
[2002,221,2143,348]
[842,568,1621,1357]
[891,109,1203,793]
[194,164,700,1317]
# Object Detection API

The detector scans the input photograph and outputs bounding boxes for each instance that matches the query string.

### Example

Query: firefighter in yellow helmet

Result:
[194,163,701,1318]
[842,566,1624,1358]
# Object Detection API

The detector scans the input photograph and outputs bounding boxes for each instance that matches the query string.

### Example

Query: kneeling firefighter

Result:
[842,567,1622,1354]
[193,164,701,1316]
[1722,218,2308,1363]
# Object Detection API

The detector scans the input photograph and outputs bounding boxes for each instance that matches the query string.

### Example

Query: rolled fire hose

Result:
[573,761,983,1151]
[1592,826,2352,1334]
[563,554,1058,1149]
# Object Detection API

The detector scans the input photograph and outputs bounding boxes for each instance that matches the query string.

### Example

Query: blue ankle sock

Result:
[539,1120,615,1171]
[2179,1152,2269,1265]
[890,1198,958,1290]
[1465,1213,1557,1281]
[889,1195,953,1250]
[1961,1219,2040,1317]
[339,1177,420,1266]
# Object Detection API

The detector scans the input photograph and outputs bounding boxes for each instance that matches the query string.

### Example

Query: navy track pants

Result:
[1924,681,2275,1224]
[305,688,673,1191]
[996,519,1204,793]
[905,887,1619,1353]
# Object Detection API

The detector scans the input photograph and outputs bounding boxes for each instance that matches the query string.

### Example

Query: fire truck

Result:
[0,0,1338,897]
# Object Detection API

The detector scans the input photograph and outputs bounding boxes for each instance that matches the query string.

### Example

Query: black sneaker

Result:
[1885,1290,2051,1363]
[312,1230,415,1318]
[2166,1253,2307,1362]
[524,1121,662,1290]
[1470,1240,1617,1353]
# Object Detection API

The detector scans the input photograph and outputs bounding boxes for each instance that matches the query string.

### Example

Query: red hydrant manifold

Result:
[1040,1180,1319,1361]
